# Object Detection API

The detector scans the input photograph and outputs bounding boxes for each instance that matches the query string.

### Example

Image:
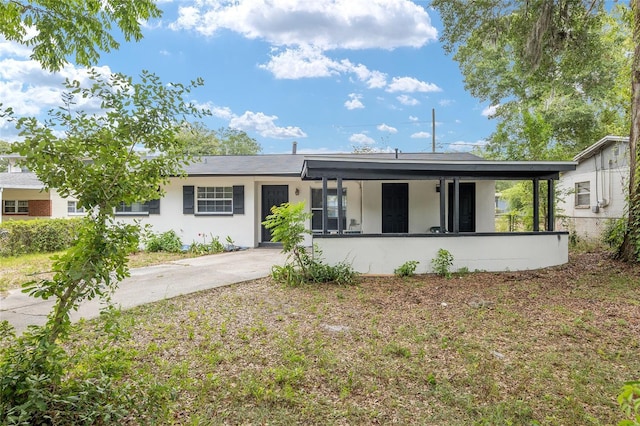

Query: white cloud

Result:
[439,99,454,106]
[349,133,375,145]
[387,76,441,93]
[408,115,419,122]
[377,123,397,134]
[170,0,437,50]
[230,110,307,139]
[210,106,234,120]
[411,131,430,139]
[482,104,499,117]
[397,94,419,106]
[344,93,364,110]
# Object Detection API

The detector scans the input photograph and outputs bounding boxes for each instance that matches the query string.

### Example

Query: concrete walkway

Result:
[0,247,285,334]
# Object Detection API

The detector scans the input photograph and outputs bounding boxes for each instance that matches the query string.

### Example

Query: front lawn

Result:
[69,250,640,425]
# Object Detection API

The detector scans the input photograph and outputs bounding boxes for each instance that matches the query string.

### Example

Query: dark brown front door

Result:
[382,183,409,233]
[261,185,289,242]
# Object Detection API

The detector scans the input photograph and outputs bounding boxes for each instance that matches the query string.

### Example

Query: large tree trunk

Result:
[620,0,640,262]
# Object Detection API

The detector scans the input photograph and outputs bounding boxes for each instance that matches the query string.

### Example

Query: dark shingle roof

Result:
[184,152,482,176]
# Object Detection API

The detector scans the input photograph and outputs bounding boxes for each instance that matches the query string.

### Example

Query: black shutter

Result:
[233,185,244,215]
[148,199,160,215]
[183,186,194,214]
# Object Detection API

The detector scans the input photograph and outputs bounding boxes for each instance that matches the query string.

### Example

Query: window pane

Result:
[4,200,16,213]
[575,182,590,206]
[17,201,28,213]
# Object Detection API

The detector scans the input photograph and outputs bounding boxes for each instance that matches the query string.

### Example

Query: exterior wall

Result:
[0,188,52,222]
[361,179,496,234]
[558,141,629,239]
[314,233,569,274]
[114,177,363,249]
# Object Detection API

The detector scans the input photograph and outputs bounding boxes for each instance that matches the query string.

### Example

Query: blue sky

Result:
[0,0,498,154]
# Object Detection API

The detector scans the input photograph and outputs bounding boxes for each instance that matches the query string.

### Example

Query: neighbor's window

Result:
[3,200,28,214]
[197,186,233,214]
[311,188,347,231]
[67,201,86,214]
[115,201,149,214]
[575,182,591,207]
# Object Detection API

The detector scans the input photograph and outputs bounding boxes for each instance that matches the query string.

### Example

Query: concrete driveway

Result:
[0,247,285,334]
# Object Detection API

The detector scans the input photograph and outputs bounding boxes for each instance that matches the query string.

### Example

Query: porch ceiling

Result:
[301,157,577,181]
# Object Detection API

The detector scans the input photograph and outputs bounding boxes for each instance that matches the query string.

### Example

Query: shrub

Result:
[262,202,357,286]
[188,234,225,255]
[394,260,419,277]
[431,248,454,278]
[603,217,626,253]
[145,230,183,253]
[0,218,82,257]
[618,380,640,426]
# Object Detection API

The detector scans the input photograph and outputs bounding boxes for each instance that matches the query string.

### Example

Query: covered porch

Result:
[301,155,576,274]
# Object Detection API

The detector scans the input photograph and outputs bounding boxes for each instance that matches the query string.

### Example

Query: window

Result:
[67,201,86,214]
[116,201,149,214]
[575,182,590,207]
[197,186,233,214]
[311,188,347,231]
[3,200,28,214]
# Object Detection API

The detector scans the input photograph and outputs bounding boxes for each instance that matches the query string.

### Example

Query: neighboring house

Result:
[557,135,629,239]
[0,151,576,273]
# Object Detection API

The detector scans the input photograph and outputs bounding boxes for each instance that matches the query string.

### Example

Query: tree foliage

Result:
[0,0,161,72]
[176,122,262,156]
[0,71,207,421]
[432,0,630,160]
[0,140,11,172]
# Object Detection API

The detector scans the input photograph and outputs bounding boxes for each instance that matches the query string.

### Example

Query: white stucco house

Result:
[1,151,576,273]
[557,135,629,239]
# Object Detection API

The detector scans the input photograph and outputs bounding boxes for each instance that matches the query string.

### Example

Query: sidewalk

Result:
[0,248,285,334]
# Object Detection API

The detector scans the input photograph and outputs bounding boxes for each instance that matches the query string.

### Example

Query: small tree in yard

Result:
[263,202,357,286]
[0,70,207,423]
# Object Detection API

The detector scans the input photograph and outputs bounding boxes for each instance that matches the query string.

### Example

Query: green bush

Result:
[0,218,82,257]
[188,234,225,255]
[394,260,419,277]
[145,230,183,253]
[431,248,454,278]
[618,380,640,426]
[603,217,627,253]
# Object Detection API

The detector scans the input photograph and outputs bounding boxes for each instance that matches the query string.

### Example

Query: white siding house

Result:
[1,152,576,273]
[557,136,629,239]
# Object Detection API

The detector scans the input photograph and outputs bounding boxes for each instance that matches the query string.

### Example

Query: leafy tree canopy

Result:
[0,140,12,172]
[177,122,262,156]
[432,0,631,160]
[0,0,161,72]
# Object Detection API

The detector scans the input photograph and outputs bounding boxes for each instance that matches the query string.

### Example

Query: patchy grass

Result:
[0,251,195,295]
[68,251,640,425]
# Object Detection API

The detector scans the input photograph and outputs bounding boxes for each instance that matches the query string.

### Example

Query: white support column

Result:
[0,187,3,224]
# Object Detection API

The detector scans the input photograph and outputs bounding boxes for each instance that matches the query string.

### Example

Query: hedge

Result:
[0,218,83,257]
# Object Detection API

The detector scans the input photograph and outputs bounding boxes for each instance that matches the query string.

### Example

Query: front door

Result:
[261,185,289,242]
[382,183,409,233]
[448,182,476,232]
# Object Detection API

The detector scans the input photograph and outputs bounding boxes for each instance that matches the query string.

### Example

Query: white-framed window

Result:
[311,188,347,231]
[197,186,232,214]
[575,181,591,207]
[3,200,28,214]
[67,201,86,215]
[115,201,149,215]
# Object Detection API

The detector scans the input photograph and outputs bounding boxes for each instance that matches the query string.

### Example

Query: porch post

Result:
[322,177,328,234]
[532,178,540,232]
[0,187,3,224]
[453,178,460,233]
[439,178,446,232]
[547,179,555,231]
[337,177,343,234]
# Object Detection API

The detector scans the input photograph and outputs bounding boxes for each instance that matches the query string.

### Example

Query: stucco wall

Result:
[314,233,569,274]
[558,141,628,239]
